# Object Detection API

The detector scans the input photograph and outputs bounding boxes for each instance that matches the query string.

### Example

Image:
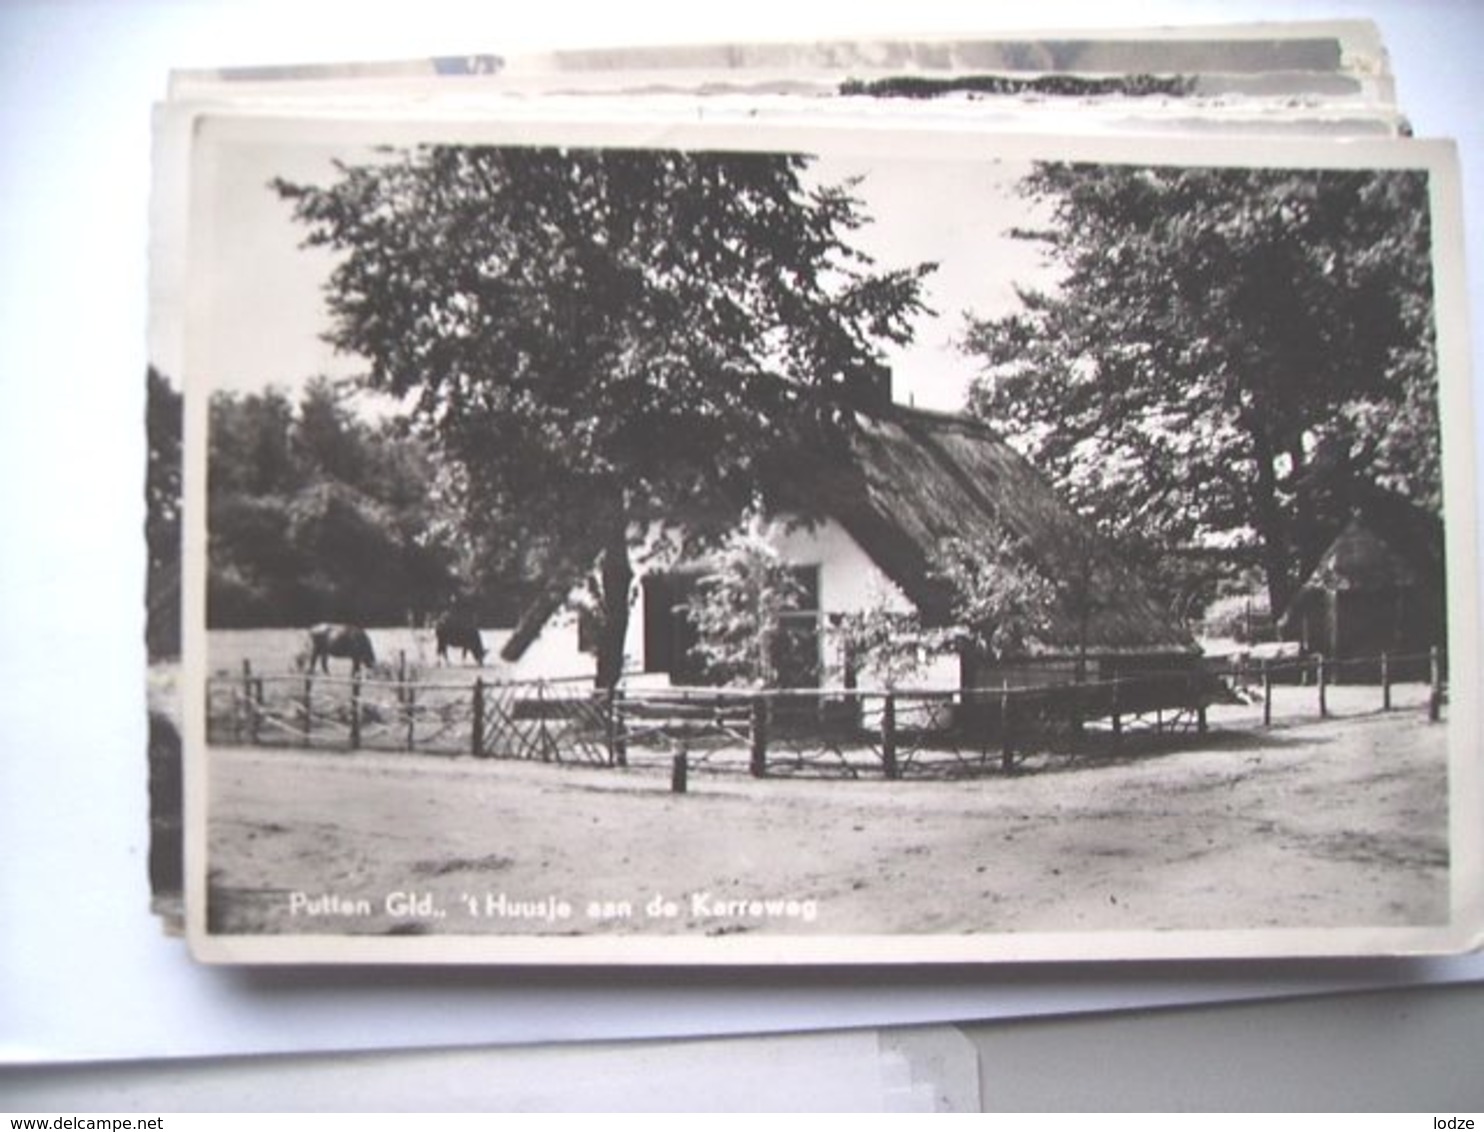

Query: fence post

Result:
[750,695,769,778]
[471,677,485,757]
[1429,645,1443,723]
[1110,678,1121,746]
[1316,654,1328,719]
[302,675,313,745]
[241,660,257,745]
[1069,668,1084,741]
[880,693,899,780]
[671,749,689,794]
[537,681,552,762]
[608,688,627,768]
[405,684,416,751]
[1000,688,1014,772]
[1381,652,1392,712]
[349,675,361,750]
[1262,660,1273,728]
[1193,671,1208,736]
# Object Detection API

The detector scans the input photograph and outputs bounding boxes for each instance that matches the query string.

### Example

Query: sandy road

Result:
[205,700,1449,939]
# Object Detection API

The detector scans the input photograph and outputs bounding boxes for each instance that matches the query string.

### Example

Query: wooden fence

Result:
[1214,646,1446,726]
[206,665,610,761]
[205,646,1446,782]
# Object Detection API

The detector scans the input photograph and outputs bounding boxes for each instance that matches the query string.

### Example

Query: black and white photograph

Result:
[172,113,1480,964]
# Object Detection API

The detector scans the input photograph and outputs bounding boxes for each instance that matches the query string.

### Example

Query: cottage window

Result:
[775,566,822,688]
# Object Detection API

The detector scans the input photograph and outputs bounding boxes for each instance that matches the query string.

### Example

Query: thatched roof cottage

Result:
[502,404,1196,694]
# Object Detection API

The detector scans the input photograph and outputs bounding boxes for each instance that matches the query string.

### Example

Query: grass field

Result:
[208,625,593,687]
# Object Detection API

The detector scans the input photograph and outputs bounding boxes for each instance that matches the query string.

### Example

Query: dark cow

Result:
[435,615,486,666]
[307,623,377,676]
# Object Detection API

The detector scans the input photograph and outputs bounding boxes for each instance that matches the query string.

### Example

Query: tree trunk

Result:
[1246,417,1294,619]
[1287,438,1325,585]
[594,523,633,691]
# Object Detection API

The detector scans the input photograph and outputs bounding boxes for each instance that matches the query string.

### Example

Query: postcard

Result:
[167,109,1479,963]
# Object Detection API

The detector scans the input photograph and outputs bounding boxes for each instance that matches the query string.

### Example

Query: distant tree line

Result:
[205,376,527,629]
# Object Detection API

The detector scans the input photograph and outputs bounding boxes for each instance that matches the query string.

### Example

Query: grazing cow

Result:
[307,623,377,676]
[436,615,486,666]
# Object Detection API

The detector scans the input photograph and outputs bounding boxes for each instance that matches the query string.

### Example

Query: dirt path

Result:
[206,703,1449,938]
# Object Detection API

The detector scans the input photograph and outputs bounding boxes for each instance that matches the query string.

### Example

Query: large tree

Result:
[963,163,1439,617]
[276,145,932,687]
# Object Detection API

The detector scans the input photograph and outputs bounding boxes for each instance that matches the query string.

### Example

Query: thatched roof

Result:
[1286,487,1444,608]
[503,404,1195,661]
[791,406,1194,657]
[1302,517,1420,592]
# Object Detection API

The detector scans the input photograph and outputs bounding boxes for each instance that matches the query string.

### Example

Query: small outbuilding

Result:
[1282,491,1446,672]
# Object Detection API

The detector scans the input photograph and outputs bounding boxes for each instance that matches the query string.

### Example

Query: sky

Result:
[173,125,1050,415]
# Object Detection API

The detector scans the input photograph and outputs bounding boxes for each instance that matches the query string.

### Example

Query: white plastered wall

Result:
[516,515,959,687]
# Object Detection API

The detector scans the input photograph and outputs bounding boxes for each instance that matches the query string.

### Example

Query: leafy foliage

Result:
[930,532,1059,661]
[207,379,468,627]
[1198,576,1275,644]
[684,514,806,687]
[830,602,935,689]
[964,163,1439,615]
[275,145,933,686]
[829,530,1061,684]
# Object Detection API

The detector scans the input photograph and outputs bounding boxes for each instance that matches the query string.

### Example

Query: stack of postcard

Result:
[149,21,1482,965]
